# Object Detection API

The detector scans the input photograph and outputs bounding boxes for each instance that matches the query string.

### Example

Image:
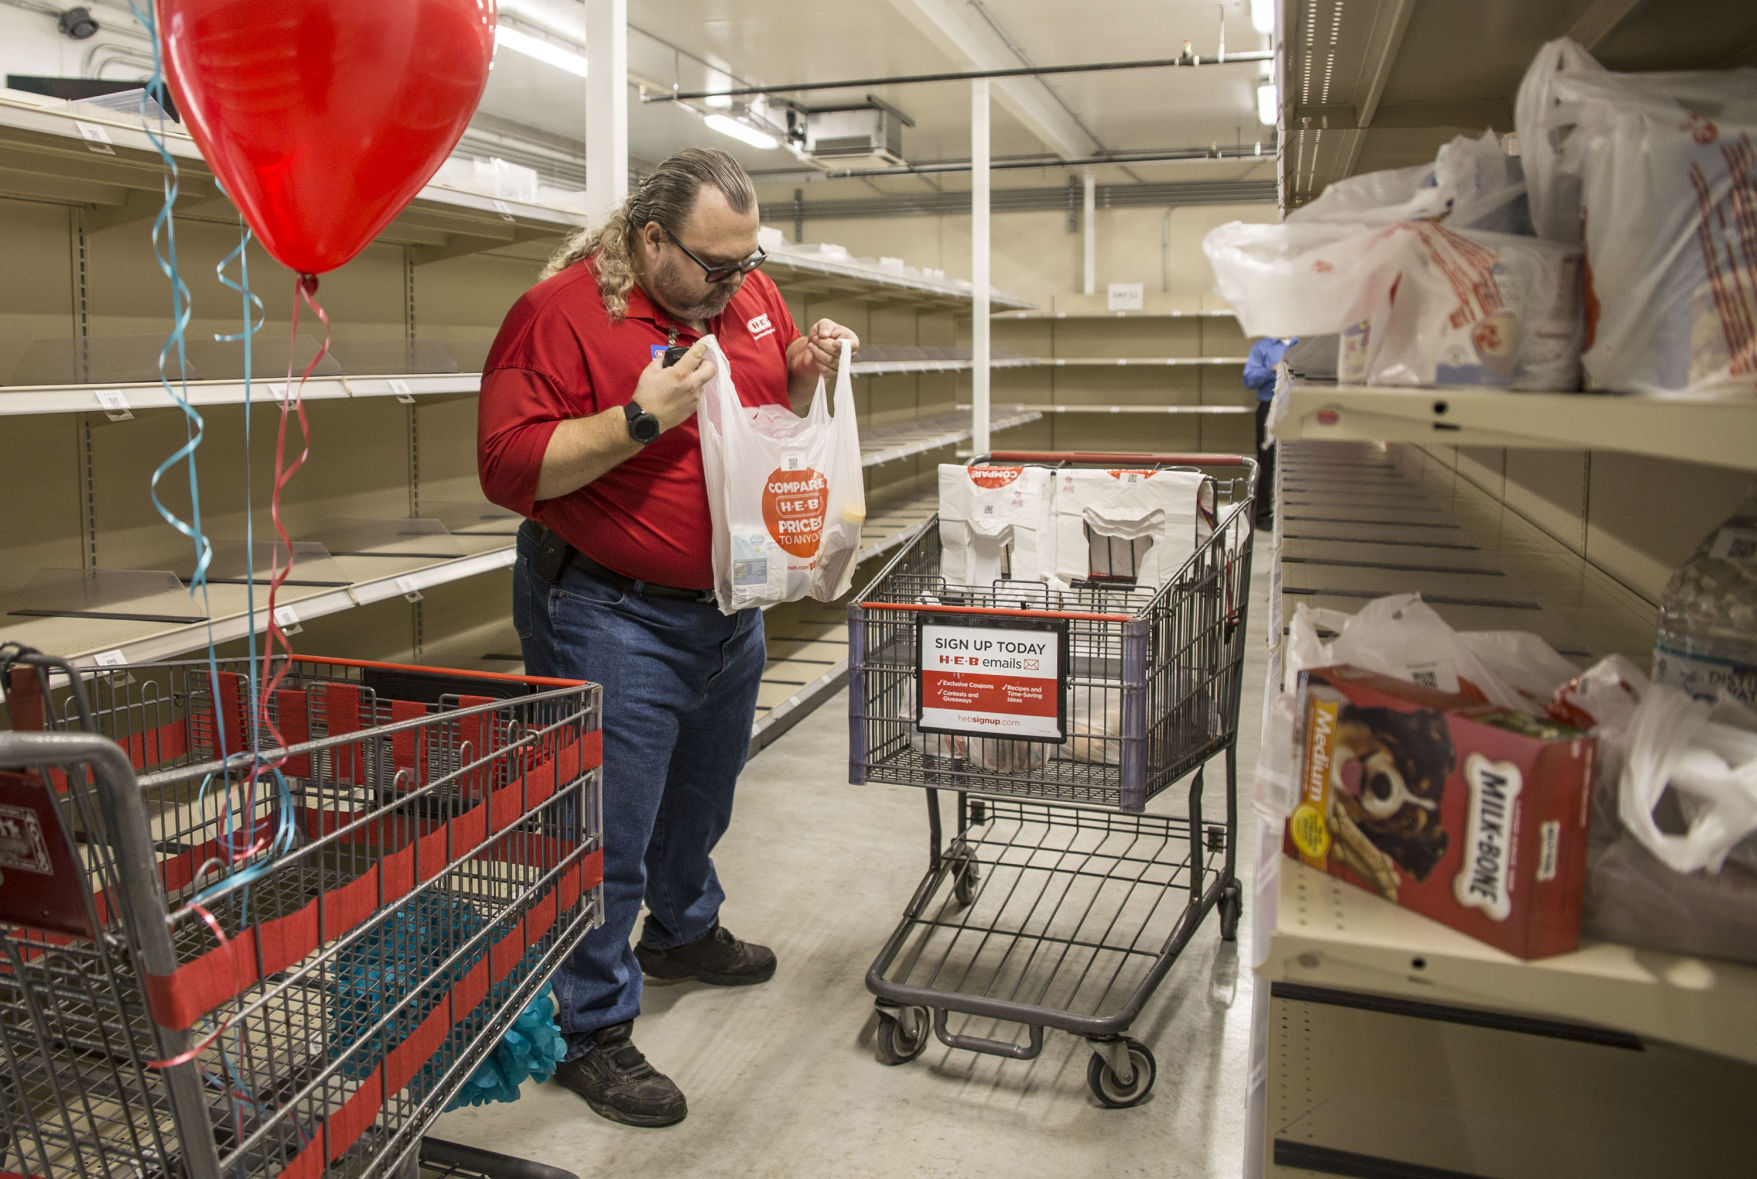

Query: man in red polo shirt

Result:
[478,148,857,1128]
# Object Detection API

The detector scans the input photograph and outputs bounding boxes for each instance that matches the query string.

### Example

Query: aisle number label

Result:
[1107,282,1144,312]
[74,121,115,154]
[94,390,133,420]
[916,617,1068,742]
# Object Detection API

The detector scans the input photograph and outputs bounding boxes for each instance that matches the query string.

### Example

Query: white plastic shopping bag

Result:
[1516,38,1757,395]
[937,463,1057,587]
[1284,593,1577,708]
[1288,130,1529,235]
[1050,467,1214,591]
[1334,225,1584,391]
[1205,219,1583,389]
[698,336,865,613]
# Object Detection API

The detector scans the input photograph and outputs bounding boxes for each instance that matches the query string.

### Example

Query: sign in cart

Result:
[916,616,1069,742]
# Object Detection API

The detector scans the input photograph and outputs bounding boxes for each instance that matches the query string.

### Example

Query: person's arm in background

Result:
[787,318,861,402]
[1241,337,1276,396]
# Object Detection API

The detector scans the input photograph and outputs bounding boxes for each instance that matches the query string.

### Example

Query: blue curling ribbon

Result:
[127,1,213,598]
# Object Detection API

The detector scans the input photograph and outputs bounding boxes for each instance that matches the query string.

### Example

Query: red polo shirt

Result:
[478,259,801,589]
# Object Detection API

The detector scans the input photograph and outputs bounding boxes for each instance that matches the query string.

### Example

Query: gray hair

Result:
[541,147,758,320]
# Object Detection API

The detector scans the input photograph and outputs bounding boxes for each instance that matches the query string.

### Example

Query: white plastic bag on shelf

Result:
[1617,685,1757,875]
[1205,220,1583,389]
[698,336,865,613]
[1549,656,1757,962]
[1203,220,1391,338]
[1513,37,1605,244]
[1516,38,1757,395]
[1284,593,1576,709]
[1289,131,1529,235]
[938,463,1057,588]
[1335,225,1584,391]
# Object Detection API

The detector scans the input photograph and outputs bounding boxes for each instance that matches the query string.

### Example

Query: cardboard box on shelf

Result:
[1286,664,1596,959]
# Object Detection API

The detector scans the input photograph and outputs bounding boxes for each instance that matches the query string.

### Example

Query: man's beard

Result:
[647,256,740,322]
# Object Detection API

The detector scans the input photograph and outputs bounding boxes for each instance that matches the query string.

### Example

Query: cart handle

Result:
[985,450,1256,468]
[857,601,1135,623]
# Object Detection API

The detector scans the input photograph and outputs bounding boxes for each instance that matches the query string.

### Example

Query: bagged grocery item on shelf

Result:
[938,463,1058,588]
[1289,130,1530,235]
[1051,467,1214,591]
[1547,655,1757,963]
[1336,225,1584,391]
[1516,37,1757,395]
[699,336,865,612]
[1286,593,1577,710]
[1288,664,1597,959]
[1206,219,1584,389]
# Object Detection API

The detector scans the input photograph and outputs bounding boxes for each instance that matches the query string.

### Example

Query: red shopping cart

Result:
[0,645,601,1178]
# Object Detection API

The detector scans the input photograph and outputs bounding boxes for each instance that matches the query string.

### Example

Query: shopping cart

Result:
[848,451,1255,1106]
[0,645,602,1178]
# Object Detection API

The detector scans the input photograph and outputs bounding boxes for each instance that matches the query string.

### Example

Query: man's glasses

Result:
[666,229,767,283]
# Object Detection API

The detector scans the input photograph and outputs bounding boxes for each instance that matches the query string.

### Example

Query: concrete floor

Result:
[432,539,1273,1179]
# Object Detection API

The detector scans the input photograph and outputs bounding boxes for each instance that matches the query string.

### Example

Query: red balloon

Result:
[160,0,498,275]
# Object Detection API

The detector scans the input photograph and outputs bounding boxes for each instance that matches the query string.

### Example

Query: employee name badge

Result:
[916,615,1069,742]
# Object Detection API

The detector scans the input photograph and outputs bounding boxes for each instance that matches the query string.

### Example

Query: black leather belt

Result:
[524,521,715,602]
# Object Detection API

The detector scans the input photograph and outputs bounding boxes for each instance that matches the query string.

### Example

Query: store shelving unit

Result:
[0,84,1038,728]
[1253,3,1757,1168]
[1259,438,1756,1177]
[985,291,1256,455]
[1272,381,1757,473]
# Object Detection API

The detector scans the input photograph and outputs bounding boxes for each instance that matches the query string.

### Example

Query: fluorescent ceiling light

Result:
[496,26,589,77]
[1257,81,1278,126]
[704,113,778,150]
[1250,0,1275,36]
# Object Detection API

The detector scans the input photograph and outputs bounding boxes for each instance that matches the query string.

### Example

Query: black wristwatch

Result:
[623,400,661,445]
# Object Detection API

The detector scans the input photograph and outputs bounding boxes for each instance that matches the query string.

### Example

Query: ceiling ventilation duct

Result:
[787,98,912,168]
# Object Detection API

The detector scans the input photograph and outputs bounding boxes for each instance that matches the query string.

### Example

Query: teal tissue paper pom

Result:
[443,984,566,1110]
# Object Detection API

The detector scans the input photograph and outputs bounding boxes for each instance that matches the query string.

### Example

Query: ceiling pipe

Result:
[643,50,1275,104]
[771,178,1276,222]
[747,141,1278,181]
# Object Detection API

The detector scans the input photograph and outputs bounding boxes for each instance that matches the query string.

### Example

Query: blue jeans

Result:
[512,526,766,1058]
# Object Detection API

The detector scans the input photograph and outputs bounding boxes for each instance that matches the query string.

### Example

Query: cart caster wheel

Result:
[874,1005,930,1065]
[1218,880,1243,943]
[948,846,981,907]
[1087,1038,1155,1108]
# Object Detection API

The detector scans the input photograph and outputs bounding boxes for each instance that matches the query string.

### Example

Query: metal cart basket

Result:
[0,647,602,1179]
[847,451,1255,1106]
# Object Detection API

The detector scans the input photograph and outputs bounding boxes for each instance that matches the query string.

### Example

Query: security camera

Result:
[58,7,99,40]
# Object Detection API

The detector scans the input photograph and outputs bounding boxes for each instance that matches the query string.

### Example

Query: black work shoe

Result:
[551,1022,686,1127]
[635,923,777,986]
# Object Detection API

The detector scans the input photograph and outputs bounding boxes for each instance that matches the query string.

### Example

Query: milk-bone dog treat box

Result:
[1284,665,1597,959]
